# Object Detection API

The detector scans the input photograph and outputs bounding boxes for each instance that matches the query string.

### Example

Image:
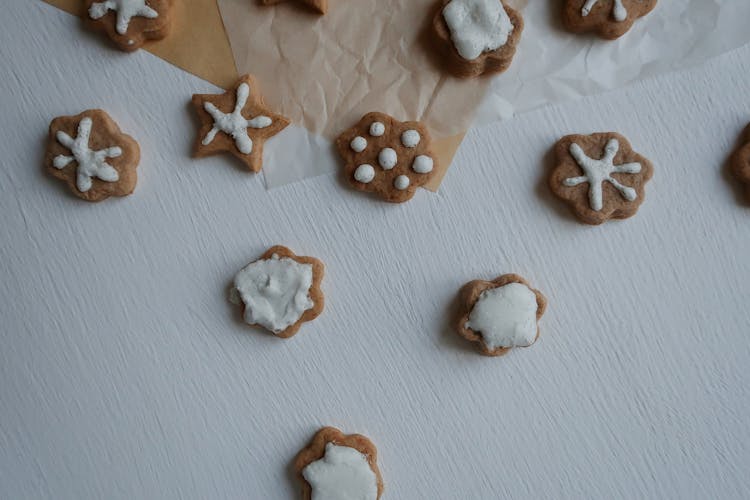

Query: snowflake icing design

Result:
[89,0,159,35]
[563,138,642,212]
[202,83,273,155]
[581,0,627,22]
[53,117,122,193]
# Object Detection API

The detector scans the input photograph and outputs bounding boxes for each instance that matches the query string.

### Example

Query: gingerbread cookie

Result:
[84,0,173,52]
[432,0,524,78]
[456,274,546,357]
[549,132,653,225]
[259,0,327,15]
[191,75,289,173]
[44,110,140,202]
[563,0,657,40]
[229,246,324,338]
[336,112,438,203]
[295,427,383,500]
[731,123,750,201]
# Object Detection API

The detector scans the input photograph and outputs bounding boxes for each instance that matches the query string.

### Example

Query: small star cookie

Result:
[336,112,438,203]
[191,75,290,173]
[563,0,657,40]
[84,0,173,52]
[455,274,547,357]
[44,109,140,202]
[731,123,750,201]
[259,0,328,15]
[549,132,654,225]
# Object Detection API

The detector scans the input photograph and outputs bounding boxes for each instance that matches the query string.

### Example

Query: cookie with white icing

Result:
[731,123,750,201]
[456,274,546,357]
[84,0,173,52]
[294,427,383,500]
[229,246,324,338]
[259,0,327,15]
[549,132,654,225]
[563,0,657,40]
[432,0,523,78]
[336,112,438,203]
[192,75,290,173]
[44,109,140,202]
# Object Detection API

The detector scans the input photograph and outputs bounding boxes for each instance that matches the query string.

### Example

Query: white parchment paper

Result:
[218,0,750,188]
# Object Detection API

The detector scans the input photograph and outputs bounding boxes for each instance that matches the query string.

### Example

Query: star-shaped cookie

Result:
[259,0,328,15]
[191,75,289,173]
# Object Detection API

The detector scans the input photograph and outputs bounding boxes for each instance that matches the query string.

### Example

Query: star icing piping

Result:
[564,138,642,212]
[53,117,121,193]
[89,0,159,35]
[582,0,626,22]
[202,83,272,155]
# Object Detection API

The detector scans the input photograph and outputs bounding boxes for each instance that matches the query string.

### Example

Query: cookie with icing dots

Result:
[229,246,324,338]
[294,427,384,500]
[456,274,546,357]
[259,0,327,15]
[336,112,438,203]
[44,109,140,202]
[192,75,290,173]
[731,123,750,201]
[432,0,524,78]
[563,0,657,40]
[549,132,654,225]
[84,0,173,52]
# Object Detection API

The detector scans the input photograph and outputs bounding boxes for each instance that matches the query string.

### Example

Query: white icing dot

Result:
[354,164,376,183]
[350,136,367,153]
[378,148,397,170]
[412,155,434,174]
[369,122,385,137]
[401,129,421,148]
[394,175,410,190]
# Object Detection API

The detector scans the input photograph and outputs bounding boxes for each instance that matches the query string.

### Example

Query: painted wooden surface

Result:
[2,2,749,499]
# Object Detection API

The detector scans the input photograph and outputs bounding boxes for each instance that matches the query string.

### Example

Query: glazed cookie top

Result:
[84,0,173,51]
[44,109,140,202]
[563,0,658,40]
[456,274,547,356]
[549,132,654,225]
[336,112,437,203]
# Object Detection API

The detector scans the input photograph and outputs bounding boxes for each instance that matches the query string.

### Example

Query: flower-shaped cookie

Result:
[336,112,438,203]
[259,0,327,15]
[432,0,524,78]
[295,427,383,500]
[84,0,173,52]
[549,132,654,225]
[731,123,750,201]
[563,0,657,40]
[192,75,290,173]
[44,109,140,202]
[229,246,324,338]
[456,274,546,357]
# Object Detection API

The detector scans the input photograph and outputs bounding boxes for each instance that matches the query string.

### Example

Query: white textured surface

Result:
[2,2,750,499]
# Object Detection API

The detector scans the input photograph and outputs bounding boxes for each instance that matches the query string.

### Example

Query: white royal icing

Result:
[350,136,367,153]
[401,130,421,148]
[302,443,378,500]
[202,83,272,155]
[412,155,433,174]
[443,0,514,60]
[89,0,159,35]
[230,253,314,334]
[378,148,397,170]
[564,138,642,212]
[466,282,539,350]
[394,175,410,190]
[582,0,627,22]
[53,117,122,193]
[354,164,376,183]
[369,122,385,137]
